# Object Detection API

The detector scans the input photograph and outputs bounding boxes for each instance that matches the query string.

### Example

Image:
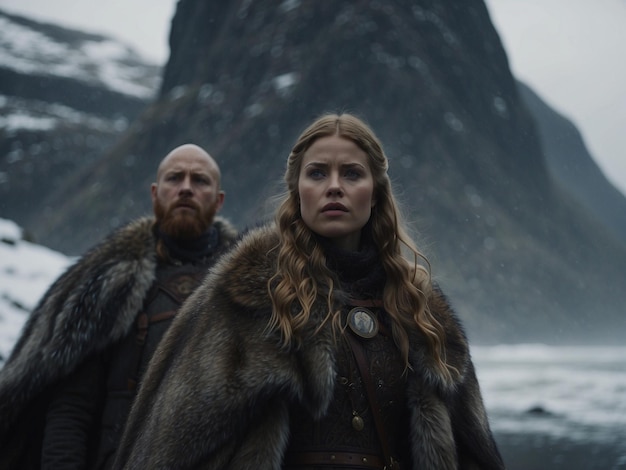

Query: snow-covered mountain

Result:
[0,9,160,100]
[0,9,159,133]
[0,218,72,366]
[0,8,161,238]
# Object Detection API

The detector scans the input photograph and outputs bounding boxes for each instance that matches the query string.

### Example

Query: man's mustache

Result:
[171,199,200,212]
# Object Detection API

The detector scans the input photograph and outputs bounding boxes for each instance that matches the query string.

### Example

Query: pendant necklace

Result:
[339,324,372,432]
[352,409,365,431]
[339,372,369,431]
[341,299,382,431]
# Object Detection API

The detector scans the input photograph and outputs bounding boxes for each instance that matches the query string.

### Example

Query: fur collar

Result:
[212,224,470,395]
[0,216,237,442]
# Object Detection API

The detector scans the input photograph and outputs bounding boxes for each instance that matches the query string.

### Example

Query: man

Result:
[0,144,238,469]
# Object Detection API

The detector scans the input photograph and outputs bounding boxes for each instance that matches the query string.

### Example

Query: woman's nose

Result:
[326,173,343,196]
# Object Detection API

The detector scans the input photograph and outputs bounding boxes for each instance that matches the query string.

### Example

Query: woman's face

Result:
[298,135,376,251]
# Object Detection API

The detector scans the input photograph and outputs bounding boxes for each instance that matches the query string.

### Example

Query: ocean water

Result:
[472,344,626,469]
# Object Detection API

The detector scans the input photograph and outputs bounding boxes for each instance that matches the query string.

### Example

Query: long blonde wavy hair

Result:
[268,113,454,380]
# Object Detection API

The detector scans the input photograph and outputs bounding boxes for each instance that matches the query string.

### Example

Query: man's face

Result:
[152,147,224,239]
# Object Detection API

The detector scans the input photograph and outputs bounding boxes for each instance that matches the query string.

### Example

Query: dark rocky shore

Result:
[495,433,626,470]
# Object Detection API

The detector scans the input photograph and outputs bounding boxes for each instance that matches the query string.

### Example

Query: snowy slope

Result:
[0,218,72,366]
[0,11,160,99]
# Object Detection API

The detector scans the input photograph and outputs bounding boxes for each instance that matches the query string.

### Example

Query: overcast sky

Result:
[1,0,625,196]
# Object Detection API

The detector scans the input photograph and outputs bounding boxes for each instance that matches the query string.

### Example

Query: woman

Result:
[114,114,505,470]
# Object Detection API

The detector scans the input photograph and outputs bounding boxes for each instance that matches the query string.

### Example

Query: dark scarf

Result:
[317,233,386,299]
[157,225,220,263]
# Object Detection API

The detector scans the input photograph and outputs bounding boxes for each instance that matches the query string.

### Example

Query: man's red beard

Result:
[154,198,217,239]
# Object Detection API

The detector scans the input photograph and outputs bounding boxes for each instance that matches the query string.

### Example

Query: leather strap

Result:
[284,451,385,468]
[148,309,177,324]
[346,331,400,470]
[127,309,179,391]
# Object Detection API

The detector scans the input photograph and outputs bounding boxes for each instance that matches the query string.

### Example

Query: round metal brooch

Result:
[347,307,379,338]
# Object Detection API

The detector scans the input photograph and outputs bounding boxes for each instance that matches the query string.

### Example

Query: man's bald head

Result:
[156,144,222,187]
[152,143,225,239]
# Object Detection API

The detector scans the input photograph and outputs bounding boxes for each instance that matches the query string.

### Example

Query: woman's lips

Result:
[321,202,348,215]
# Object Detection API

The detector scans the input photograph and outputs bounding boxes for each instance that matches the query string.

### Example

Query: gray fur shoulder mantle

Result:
[114,224,504,470]
[0,216,238,447]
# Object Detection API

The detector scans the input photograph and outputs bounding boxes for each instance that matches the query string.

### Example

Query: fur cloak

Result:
[114,224,504,470]
[0,216,238,467]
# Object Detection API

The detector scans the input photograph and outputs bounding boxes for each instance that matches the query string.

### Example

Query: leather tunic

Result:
[285,308,411,469]
[93,260,213,469]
